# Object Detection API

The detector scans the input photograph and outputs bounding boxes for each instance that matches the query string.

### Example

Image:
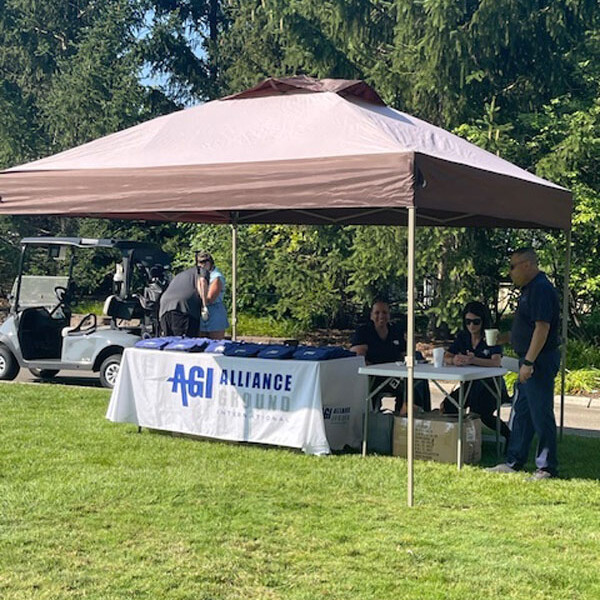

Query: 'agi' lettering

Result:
[168,363,214,406]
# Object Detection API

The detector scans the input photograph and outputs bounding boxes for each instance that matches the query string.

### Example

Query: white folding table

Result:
[358,362,507,468]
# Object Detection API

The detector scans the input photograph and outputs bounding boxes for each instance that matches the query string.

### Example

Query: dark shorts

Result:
[160,310,199,337]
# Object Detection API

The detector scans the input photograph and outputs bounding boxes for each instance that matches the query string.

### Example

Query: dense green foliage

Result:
[0,1,599,338]
[1,383,599,599]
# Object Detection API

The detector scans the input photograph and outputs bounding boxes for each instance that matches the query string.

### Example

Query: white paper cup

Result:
[485,328,499,346]
[433,347,444,368]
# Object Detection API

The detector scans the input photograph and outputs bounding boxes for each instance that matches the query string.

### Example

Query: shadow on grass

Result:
[29,376,103,388]
[479,435,599,481]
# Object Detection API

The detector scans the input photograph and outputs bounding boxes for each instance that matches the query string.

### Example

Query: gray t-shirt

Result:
[158,267,200,318]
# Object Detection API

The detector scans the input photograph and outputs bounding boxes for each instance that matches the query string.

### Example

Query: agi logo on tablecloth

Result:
[323,406,351,424]
[167,364,214,406]
[167,362,296,410]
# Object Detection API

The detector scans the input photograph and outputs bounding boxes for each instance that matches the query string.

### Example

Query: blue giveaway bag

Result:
[293,345,355,361]
[256,344,297,360]
[163,337,211,352]
[204,339,233,354]
[135,336,181,350]
[223,342,264,358]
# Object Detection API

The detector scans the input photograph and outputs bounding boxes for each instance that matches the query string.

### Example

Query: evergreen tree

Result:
[140,0,228,101]
[0,1,157,290]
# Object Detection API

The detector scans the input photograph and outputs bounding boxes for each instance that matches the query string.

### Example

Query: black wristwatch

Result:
[523,359,534,367]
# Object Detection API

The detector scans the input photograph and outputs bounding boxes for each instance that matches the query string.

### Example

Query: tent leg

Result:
[407,207,416,507]
[560,227,571,440]
[231,216,238,341]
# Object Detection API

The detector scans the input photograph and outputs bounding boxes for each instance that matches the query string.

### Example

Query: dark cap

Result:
[195,250,213,264]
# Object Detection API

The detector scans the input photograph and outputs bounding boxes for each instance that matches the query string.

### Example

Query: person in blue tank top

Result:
[195,250,229,339]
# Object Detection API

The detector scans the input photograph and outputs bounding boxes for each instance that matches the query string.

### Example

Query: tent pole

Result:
[231,214,239,341]
[407,207,416,507]
[559,227,571,440]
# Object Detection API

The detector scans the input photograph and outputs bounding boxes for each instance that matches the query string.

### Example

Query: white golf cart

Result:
[0,237,170,388]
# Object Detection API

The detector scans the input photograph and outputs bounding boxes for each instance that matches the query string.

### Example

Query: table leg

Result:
[362,376,393,457]
[362,395,369,457]
[493,377,502,457]
[457,383,464,470]
[481,377,503,458]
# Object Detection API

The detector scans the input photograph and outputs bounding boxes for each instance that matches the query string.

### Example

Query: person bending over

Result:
[351,300,430,414]
[159,250,212,337]
[441,301,510,443]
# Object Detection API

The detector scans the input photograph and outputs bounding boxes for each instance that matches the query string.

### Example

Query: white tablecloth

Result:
[106,348,367,454]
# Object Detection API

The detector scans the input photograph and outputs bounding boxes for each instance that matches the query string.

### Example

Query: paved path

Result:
[16,368,102,388]
[428,386,600,438]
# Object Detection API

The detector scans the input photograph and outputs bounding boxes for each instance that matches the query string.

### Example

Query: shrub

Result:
[233,313,304,338]
[504,367,600,395]
[558,368,600,395]
[566,338,600,370]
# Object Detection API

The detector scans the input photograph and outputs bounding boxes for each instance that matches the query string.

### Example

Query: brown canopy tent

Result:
[0,76,573,505]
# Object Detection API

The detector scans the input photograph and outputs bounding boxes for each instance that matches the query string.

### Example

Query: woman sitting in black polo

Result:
[350,300,430,414]
[441,301,510,442]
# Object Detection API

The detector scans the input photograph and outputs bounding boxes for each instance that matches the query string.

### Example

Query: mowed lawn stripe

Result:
[1,383,599,599]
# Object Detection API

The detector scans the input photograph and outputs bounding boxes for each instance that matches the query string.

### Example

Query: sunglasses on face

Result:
[465,318,482,326]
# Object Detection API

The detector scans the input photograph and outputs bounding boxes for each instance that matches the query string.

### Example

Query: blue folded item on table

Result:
[163,337,211,352]
[256,344,297,359]
[222,342,264,358]
[134,336,181,350]
[204,339,233,354]
[292,345,355,361]
[336,347,356,358]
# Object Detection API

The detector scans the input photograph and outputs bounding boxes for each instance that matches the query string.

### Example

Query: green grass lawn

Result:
[1,383,599,600]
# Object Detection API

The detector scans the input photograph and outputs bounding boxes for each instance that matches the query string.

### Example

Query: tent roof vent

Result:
[222,75,386,106]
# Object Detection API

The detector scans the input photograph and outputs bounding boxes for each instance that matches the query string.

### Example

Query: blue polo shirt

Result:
[448,330,502,359]
[511,271,560,357]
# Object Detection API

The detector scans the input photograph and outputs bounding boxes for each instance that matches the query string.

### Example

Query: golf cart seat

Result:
[103,295,143,322]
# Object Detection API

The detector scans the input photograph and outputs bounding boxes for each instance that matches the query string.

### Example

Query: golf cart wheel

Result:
[99,354,122,389]
[0,345,20,381]
[29,368,60,380]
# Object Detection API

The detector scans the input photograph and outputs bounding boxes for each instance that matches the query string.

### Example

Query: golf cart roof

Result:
[20,237,171,266]
[22,237,148,249]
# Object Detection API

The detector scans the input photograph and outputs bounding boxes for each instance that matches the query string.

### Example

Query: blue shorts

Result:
[199,302,229,332]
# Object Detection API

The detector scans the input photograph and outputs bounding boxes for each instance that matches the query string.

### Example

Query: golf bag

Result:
[139,264,170,337]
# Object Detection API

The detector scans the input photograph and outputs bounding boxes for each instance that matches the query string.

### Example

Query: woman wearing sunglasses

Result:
[441,301,511,443]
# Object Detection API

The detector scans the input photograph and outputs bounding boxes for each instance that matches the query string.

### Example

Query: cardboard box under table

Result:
[393,412,482,464]
[358,362,506,468]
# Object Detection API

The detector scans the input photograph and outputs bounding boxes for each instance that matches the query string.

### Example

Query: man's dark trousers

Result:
[506,350,560,474]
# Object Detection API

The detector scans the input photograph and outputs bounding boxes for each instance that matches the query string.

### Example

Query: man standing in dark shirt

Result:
[489,248,560,479]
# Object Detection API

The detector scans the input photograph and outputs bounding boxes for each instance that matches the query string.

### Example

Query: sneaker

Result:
[527,469,554,481]
[201,307,210,321]
[486,463,518,474]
